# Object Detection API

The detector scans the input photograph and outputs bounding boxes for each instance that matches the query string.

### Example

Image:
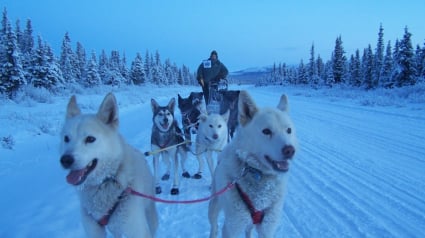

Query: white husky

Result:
[208,91,297,238]
[193,111,229,179]
[59,93,158,238]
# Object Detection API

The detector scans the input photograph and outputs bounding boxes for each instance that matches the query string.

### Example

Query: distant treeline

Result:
[0,8,196,99]
[262,24,424,89]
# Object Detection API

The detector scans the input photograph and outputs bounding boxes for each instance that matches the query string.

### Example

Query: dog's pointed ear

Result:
[97,93,119,128]
[222,109,230,123]
[168,98,176,113]
[178,94,182,102]
[151,98,159,113]
[198,114,207,123]
[277,94,289,112]
[66,95,81,119]
[238,91,258,126]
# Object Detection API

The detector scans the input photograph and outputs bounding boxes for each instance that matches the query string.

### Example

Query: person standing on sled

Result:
[196,50,229,105]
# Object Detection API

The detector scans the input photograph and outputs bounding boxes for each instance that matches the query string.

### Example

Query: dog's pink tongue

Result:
[66,169,86,185]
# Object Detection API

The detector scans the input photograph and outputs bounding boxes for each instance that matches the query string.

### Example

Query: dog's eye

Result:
[64,136,70,143]
[262,128,272,135]
[209,124,213,128]
[287,128,292,134]
[218,124,222,128]
[85,136,96,144]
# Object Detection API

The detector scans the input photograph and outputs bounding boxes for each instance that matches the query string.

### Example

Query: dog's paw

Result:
[162,173,170,180]
[155,186,162,194]
[182,171,191,178]
[192,172,202,179]
[171,188,179,195]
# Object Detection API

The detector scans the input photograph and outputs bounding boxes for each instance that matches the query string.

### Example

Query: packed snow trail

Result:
[0,85,424,237]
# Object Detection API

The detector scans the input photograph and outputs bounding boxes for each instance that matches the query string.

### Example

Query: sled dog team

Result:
[59,90,298,238]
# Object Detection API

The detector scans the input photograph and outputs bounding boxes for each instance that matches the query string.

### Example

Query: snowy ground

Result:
[1,84,424,237]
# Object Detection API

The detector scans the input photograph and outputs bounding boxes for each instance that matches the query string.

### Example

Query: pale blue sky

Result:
[2,0,425,71]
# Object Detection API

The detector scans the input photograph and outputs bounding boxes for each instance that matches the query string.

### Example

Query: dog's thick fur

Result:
[208,91,297,238]
[220,90,240,139]
[59,93,158,238]
[177,92,206,144]
[193,110,229,179]
[151,98,189,195]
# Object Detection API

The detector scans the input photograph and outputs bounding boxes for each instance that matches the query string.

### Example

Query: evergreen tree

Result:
[308,43,319,86]
[31,36,64,90]
[297,60,308,84]
[349,49,362,87]
[85,51,101,87]
[362,45,374,89]
[332,36,346,84]
[75,42,86,82]
[374,24,385,87]
[0,17,26,97]
[394,26,417,87]
[98,49,109,84]
[120,52,130,84]
[316,55,325,82]
[144,50,152,82]
[151,50,165,85]
[20,19,34,82]
[59,32,79,84]
[130,52,146,85]
[380,41,394,87]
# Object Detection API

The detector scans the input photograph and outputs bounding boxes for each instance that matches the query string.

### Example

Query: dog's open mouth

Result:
[265,156,289,172]
[66,159,98,185]
[160,122,170,130]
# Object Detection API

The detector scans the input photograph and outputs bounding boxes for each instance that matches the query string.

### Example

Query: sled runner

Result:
[206,79,228,114]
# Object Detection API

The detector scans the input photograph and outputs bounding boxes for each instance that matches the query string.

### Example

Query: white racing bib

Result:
[203,60,212,68]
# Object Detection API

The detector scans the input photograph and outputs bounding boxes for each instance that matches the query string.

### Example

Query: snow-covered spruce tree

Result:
[0,14,26,98]
[374,24,385,87]
[120,53,130,85]
[130,52,146,85]
[393,26,417,87]
[144,50,152,83]
[98,49,109,84]
[348,49,362,87]
[362,45,375,89]
[297,59,308,84]
[332,36,347,85]
[107,50,125,86]
[30,36,64,90]
[59,32,80,84]
[151,50,165,85]
[85,51,101,87]
[308,43,320,87]
[380,41,394,88]
[18,19,35,83]
[75,42,86,83]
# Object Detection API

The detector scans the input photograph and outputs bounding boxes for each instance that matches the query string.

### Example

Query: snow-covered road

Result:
[1,85,424,237]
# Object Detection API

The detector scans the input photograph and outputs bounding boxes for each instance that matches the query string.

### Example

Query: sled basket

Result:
[206,79,228,114]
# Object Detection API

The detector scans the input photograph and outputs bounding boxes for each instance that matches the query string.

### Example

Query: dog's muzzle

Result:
[60,155,98,185]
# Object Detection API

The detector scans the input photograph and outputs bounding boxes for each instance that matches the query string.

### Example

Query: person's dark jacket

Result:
[196,58,228,86]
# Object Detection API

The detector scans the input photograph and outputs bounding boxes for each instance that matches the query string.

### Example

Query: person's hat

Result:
[210,50,218,57]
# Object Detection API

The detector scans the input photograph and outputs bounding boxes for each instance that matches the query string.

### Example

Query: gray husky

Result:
[151,98,189,195]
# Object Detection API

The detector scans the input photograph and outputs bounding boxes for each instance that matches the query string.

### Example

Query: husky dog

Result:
[208,91,297,238]
[59,93,158,238]
[193,110,230,179]
[177,92,206,144]
[220,90,240,139]
[151,98,189,195]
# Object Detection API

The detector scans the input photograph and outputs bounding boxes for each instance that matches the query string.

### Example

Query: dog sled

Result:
[206,79,228,114]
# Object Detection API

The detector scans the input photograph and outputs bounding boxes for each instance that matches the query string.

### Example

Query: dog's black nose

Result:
[60,154,74,168]
[282,145,295,159]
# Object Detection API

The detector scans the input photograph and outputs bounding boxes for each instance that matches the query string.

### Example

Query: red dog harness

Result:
[235,183,265,224]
